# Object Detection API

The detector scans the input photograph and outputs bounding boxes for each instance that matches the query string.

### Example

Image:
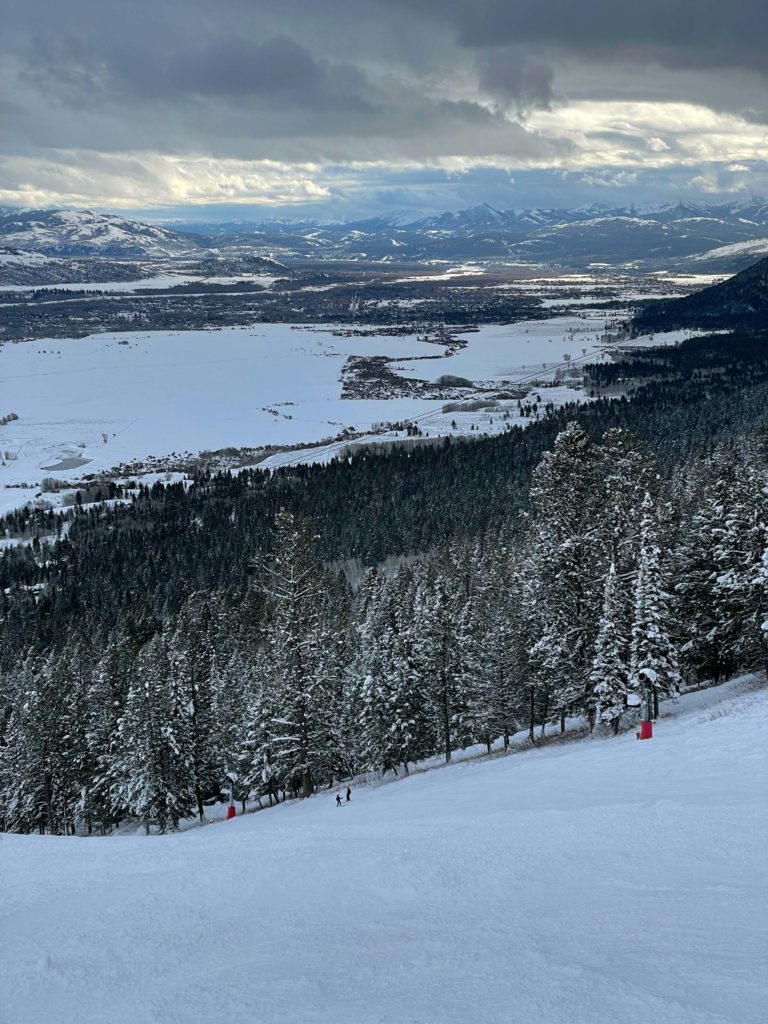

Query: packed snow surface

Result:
[1,677,765,1024]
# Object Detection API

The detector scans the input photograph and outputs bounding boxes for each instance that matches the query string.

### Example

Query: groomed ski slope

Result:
[1,677,766,1024]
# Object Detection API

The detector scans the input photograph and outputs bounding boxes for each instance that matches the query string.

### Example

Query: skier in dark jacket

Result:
[336,793,342,807]
[346,785,351,802]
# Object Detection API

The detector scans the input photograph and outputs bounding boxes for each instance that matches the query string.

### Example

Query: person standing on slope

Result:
[346,785,352,802]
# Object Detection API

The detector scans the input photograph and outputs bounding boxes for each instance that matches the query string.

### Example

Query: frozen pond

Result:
[40,456,92,471]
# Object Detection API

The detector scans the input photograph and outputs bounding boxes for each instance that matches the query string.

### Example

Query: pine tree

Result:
[758,547,768,676]
[711,460,768,676]
[168,600,221,820]
[211,650,252,811]
[676,453,768,682]
[0,658,49,833]
[86,633,134,832]
[591,563,629,733]
[259,510,330,798]
[355,567,389,772]
[412,574,471,763]
[674,465,731,684]
[111,634,196,832]
[0,648,93,835]
[629,493,680,718]
[357,567,432,774]
[598,428,657,568]
[239,655,282,807]
[527,422,606,726]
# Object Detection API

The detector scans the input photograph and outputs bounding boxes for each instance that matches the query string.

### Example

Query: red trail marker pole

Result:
[226,773,237,818]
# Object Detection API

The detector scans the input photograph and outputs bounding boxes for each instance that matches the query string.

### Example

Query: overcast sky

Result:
[2,0,767,218]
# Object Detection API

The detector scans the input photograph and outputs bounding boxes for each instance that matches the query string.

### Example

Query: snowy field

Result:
[0,315,700,513]
[392,313,616,384]
[0,325,437,511]
[0,273,281,294]
[1,676,765,1024]
[0,274,167,294]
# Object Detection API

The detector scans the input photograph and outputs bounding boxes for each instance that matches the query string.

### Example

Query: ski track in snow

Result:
[1,677,766,1024]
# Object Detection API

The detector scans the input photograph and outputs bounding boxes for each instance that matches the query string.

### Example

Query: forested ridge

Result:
[0,330,766,834]
[634,258,768,331]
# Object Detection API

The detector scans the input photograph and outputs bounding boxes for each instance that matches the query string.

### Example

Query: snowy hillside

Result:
[692,237,768,262]
[0,209,201,258]
[0,676,765,1024]
[0,247,154,287]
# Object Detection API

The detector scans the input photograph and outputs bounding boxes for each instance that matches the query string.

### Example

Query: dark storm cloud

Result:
[26,33,376,113]
[4,2,565,165]
[400,0,768,72]
[6,0,767,144]
[475,50,555,111]
[1,0,766,209]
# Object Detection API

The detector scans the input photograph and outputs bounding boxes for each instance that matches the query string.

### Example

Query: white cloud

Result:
[2,1,768,212]
[581,170,638,188]
[0,153,336,209]
[686,171,749,194]
[527,100,768,169]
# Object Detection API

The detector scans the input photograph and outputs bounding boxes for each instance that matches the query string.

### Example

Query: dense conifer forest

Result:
[634,257,768,331]
[0,331,766,834]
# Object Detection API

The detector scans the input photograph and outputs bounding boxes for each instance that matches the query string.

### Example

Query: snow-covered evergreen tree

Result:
[0,649,90,835]
[258,509,332,797]
[629,493,680,718]
[357,567,432,774]
[239,654,282,807]
[412,574,475,762]
[711,460,768,676]
[210,650,252,810]
[168,600,221,820]
[527,422,606,726]
[591,563,629,733]
[758,546,768,676]
[0,658,50,833]
[675,451,768,683]
[674,473,728,683]
[111,634,196,832]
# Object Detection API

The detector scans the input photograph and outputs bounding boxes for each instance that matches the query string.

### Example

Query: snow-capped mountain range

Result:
[2,200,768,269]
[170,199,768,268]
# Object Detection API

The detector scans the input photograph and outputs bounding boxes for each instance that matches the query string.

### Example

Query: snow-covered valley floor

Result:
[1,677,766,1024]
[1,315,702,515]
